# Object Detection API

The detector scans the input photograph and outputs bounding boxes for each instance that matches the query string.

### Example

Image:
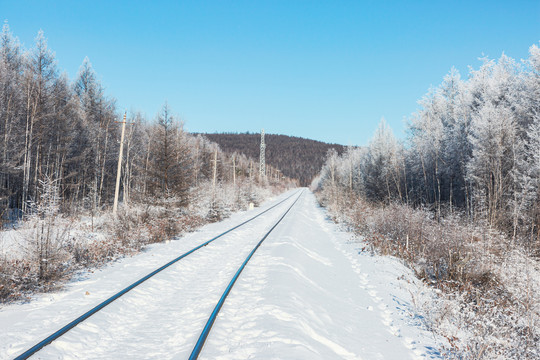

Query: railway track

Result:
[14,189,302,359]
[189,189,302,359]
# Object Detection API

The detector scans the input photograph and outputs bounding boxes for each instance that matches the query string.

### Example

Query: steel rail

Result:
[14,190,300,360]
[189,190,303,359]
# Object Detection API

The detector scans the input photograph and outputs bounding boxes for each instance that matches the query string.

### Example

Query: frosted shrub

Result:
[22,176,70,282]
[0,177,72,301]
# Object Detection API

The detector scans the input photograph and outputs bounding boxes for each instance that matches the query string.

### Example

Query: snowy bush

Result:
[22,177,70,282]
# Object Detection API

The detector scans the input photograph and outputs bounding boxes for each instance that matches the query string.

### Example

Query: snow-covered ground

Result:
[0,189,444,359]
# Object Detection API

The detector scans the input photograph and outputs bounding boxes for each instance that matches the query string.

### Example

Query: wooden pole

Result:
[232,155,236,186]
[113,112,127,215]
[212,148,218,190]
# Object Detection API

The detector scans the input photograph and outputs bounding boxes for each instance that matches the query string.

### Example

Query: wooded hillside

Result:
[201,133,345,186]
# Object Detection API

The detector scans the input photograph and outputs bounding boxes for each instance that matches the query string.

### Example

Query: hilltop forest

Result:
[202,132,344,186]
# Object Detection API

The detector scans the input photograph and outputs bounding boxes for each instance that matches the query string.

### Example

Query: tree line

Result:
[202,132,344,186]
[0,24,289,221]
[318,43,540,243]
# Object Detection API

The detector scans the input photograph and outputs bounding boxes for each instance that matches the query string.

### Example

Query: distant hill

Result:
[200,132,345,186]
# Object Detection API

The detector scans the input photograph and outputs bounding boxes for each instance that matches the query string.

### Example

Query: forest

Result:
[202,132,344,186]
[0,24,294,302]
[315,44,540,359]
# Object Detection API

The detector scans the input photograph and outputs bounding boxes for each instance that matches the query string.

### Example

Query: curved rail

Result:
[14,190,300,360]
[189,190,303,359]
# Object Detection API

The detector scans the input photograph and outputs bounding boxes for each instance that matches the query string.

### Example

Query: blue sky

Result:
[1,1,539,145]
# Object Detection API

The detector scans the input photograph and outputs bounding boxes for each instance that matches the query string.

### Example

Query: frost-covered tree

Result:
[337,146,365,194]
[524,113,540,239]
[147,103,193,204]
[465,54,527,231]
[437,68,472,212]
[408,86,448,214]
[24,175,68,281]
[362,118,403,203]
[73,57,117,209]
[467,102,518,227]
[321,148,340,199]
[21,30,59,212]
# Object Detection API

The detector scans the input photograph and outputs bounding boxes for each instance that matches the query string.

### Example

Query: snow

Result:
[0,229,25,260]
[0,189,443,359]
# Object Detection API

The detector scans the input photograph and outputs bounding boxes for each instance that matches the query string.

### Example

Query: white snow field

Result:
[0,189,443,359]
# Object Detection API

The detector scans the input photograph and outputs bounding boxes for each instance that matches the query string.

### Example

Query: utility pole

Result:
[259,129,266,180]
[113,112,127,215]
[212,148,218,190]
[232,155,236,186]
[349,160,353,192]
